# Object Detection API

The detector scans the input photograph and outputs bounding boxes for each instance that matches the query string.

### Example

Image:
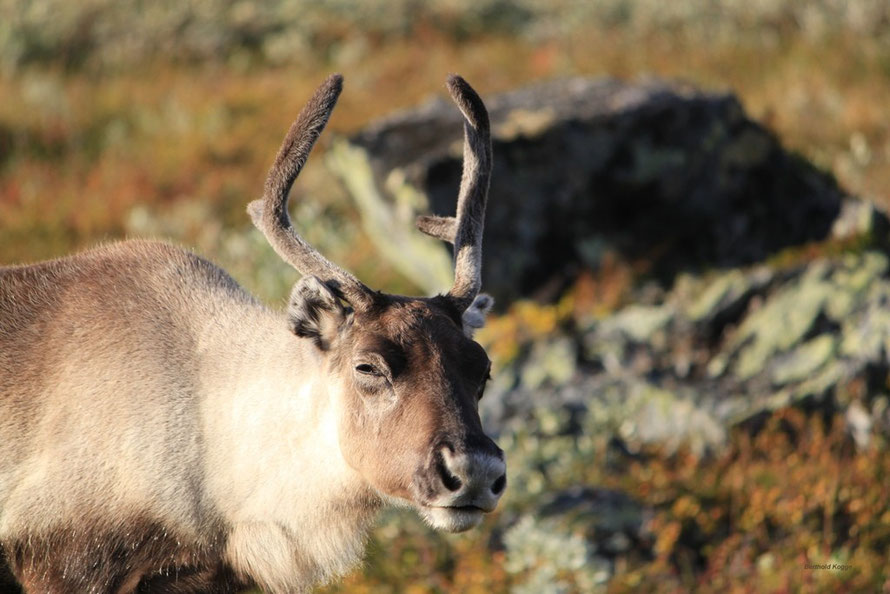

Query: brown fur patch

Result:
[0,545,23,594]
[333,296,499,505]
[4,517,245,594]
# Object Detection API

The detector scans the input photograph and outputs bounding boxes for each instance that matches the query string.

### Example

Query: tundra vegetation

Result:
[2,1,890,592]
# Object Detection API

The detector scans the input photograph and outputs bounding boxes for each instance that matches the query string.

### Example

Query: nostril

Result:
[435,452,463,492]
[491,473,506,495]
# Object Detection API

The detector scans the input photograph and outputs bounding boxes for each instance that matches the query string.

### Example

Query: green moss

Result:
[731,271,834,380]
[604,304,674,342]
[685,269,750,322]
[771,334,837,385]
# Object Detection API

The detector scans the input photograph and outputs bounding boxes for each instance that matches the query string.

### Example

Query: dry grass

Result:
[2,25,889,279]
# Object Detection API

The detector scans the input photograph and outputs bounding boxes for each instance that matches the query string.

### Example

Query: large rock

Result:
[328,77,856,301]
[477,248,890,587]
[482,250,890,454]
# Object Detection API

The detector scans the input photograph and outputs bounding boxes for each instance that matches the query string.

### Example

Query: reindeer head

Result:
[247,74,505,532]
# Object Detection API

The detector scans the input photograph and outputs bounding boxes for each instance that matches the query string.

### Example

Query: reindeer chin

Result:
[418,505,485,533]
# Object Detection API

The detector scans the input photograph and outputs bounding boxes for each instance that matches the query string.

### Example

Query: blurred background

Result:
[3,1,890,592]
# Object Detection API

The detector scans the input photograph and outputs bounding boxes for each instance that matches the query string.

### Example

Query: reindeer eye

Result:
[477,368,492,401]
[476,380,487,401]
[355,363,380,376]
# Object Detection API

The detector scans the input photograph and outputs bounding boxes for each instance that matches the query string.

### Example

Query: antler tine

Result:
[248,74,374,308]
[435,74,492,312]
[416,214,457,243]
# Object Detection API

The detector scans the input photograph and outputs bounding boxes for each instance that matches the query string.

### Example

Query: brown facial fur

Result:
[328,296,500,504]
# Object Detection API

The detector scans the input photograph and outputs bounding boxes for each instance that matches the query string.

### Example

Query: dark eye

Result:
[477,367,492,401]
[355,363,380,376]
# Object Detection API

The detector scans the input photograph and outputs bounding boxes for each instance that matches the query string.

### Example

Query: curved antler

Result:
[417,75,492,312]
[248,74,375,309]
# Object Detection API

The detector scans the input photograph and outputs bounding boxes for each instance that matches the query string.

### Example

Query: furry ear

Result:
[462,293,494,337]
[287,276,350,350]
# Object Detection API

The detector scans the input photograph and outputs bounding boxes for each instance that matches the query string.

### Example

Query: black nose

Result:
[435,450,463,492]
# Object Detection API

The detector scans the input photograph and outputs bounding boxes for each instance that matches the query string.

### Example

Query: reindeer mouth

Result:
[418,504,486,533]
[444,504,486,512]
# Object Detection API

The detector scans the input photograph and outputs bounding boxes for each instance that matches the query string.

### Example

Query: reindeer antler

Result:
[417,75,492,312]
[248,74,375,309]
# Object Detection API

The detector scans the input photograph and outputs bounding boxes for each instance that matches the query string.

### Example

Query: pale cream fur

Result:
[198,313,381,591]
[0,241,382,592]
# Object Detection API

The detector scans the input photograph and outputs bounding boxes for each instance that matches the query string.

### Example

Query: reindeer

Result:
[0,74,505,593]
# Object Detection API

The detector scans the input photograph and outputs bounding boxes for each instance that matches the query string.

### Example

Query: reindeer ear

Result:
[287,276,349,350]
[462,293,493,337]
